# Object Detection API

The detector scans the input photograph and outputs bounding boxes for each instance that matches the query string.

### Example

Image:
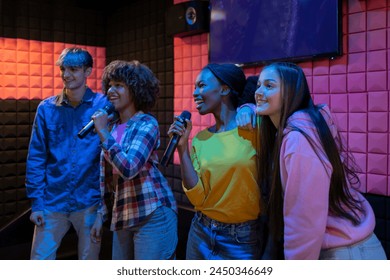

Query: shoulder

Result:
[91,92,110,105]
[282,130,332,170]
[237,127,256,142]
[41,95,58,104]
[282,131,317,157]
[37,96,57,111]
[283,130,307,147]
[138,113,158,125]
[191,128,211,146]
[131,113,159,134]
[194,127,212,139]
[92,91,107,99]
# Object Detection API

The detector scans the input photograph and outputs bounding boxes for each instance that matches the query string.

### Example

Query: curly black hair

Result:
[101,60,160,112]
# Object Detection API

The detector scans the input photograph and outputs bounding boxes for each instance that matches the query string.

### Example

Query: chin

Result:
[196,107,207,115]
[255,106,268,116]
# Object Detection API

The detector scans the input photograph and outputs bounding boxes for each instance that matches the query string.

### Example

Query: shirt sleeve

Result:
[182,138,207,207]
[25,103,47,212]
[236,103,256,113]
[182,180,205,206]
[281,131,331,260]
[101,118,158,180]
[97,151,109,222]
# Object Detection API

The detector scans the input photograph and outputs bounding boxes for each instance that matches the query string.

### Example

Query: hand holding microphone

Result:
[77,104,115,139]
[161,110,192,166]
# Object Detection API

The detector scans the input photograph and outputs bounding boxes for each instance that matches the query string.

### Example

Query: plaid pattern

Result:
[98,112,177,231]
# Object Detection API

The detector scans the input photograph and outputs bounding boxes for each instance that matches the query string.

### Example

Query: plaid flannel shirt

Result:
[98,112,177,231]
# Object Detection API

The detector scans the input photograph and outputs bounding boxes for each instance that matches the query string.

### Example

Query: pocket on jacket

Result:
[47,123,65,146]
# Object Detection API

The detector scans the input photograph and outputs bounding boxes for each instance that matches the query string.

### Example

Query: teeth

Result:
[194,99,203,109]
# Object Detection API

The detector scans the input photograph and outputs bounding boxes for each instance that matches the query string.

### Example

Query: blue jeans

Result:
[112,206,178,260]
[186,212,262,260]
[30,205,101,260]
[319,233,387,260]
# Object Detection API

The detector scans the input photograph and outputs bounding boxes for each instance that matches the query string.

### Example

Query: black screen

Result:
[209,0,342,65]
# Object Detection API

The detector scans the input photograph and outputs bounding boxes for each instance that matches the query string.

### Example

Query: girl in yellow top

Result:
[168,64,263,259]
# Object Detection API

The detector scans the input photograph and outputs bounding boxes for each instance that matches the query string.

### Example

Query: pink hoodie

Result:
[280,105,375,259]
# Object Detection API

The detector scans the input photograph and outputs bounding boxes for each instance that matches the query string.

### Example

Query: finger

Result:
[244,116,253,131]
[185,119,192,129]
[174,119,186,128]
[169,122,185,133]
[39,217,45,227]
[173,115,182,122]
[252,115,257,128]
[236,115,248,128]
[169,128,184,136]
[35,217,43,227]
[236,116,244,126]
[95,230,102,243]
[92,110,107,119]
[90,234,97,243]
[107,113,117,121]
[92,230,101,243]
[90,228,98,243]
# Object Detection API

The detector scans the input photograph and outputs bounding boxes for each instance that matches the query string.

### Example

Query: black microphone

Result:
[160,110,191,167]
[77,104,115,139]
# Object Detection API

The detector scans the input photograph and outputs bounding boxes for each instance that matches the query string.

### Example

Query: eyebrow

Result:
[260,78,277,84]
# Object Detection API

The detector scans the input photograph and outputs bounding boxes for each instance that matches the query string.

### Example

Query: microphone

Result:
[77,104,115,139]
[160,110,191,167]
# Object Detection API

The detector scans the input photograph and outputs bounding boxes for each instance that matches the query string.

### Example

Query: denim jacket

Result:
[25,88,110,213]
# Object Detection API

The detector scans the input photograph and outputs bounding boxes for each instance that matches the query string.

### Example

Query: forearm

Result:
[236,103,257,129]
[178,144,198,189]
[102,122,159,180]
[97,128,111,143]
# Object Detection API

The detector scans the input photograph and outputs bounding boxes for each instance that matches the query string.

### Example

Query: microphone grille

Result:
[180,110,191,120]
[104,103,115,115]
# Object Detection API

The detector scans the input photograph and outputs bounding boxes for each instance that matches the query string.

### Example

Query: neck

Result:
[270,113,280,129]
[65,85,87,106]
[212,104,237,133]
[118,106,139,124]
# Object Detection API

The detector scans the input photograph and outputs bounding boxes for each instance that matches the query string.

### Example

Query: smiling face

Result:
[60,65,91,91]
[255,66,283,127]
[193,68,224,115]
[106,80,133,113]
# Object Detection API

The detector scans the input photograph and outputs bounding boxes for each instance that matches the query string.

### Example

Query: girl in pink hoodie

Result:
[237,62,387,260]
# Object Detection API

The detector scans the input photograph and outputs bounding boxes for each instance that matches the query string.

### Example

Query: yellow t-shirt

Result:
[183,127,261,223]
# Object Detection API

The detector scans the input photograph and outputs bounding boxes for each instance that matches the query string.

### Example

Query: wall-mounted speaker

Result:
[165,0,210,37]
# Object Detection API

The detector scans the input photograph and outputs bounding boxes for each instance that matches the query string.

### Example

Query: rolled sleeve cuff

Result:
[101,136,116,151]
[182,178,205,206]
[31,198,44,213]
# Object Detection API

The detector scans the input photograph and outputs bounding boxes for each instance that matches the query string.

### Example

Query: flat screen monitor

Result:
[209,0,342,66]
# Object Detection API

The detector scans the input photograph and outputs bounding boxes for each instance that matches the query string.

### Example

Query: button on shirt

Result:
[25,88,110,213]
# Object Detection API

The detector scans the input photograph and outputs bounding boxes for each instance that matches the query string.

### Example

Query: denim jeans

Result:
[30,205,101,260]
[112,206,178,260]
[319,233,387,260]
[186,212,262,260]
